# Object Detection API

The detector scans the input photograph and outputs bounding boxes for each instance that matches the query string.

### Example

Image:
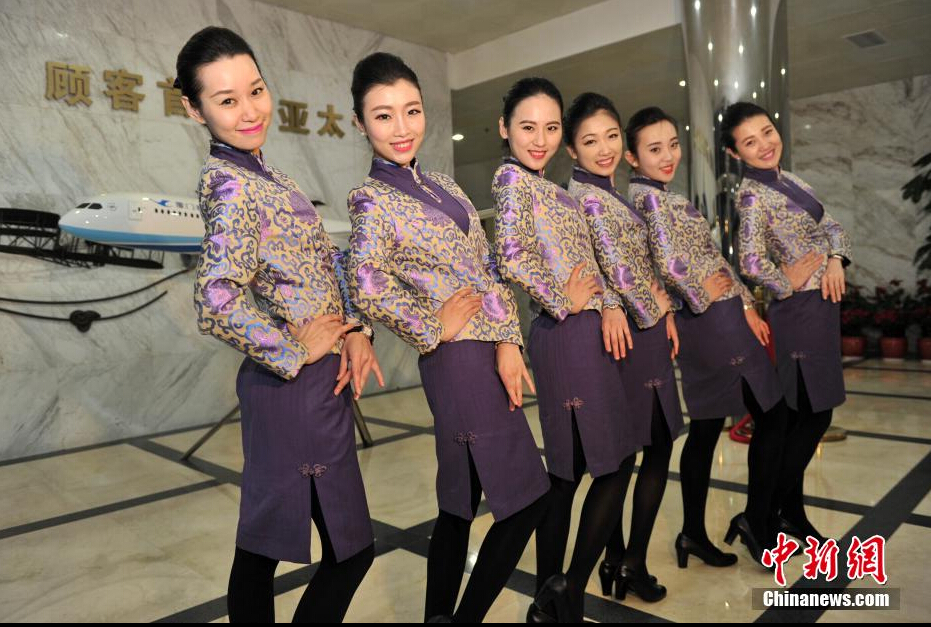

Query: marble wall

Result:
[0,0,452,460]
[791,73,931,291]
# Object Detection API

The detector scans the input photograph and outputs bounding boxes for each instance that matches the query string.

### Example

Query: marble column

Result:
[680,0,790,259]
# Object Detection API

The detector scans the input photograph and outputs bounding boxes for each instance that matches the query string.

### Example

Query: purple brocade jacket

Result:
[194,142,369,380]
[737,167,852,300]
[629,176,754,315]
[347,165,523,354]
[492,160,622,321]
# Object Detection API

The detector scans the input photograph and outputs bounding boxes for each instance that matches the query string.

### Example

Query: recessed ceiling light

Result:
[708,41,714,52]
[694,1,701,10]
[718,113,723,122]
[752,91,757,98]
[780,68,786,75]
[452,133,464,141]
[679,80,687,87]
[738,44,744,55]
[760,80,765,88]
[685,125,690,131]
[774,112,780,119]
[751,5,757,17]
[714,79,719,87]
[734,81,739,89]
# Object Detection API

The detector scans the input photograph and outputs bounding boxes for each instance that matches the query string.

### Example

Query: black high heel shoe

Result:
[526,574,570,623]
[724,513,765,564]
[598,560,619,597]
[615,565,666,602]
[674,532,737,568]
[778,515,827,546]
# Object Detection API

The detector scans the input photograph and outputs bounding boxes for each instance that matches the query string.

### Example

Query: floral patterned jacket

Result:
[194,142,367,380]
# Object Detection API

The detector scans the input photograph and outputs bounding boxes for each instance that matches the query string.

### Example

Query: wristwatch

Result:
[349,324,374,340]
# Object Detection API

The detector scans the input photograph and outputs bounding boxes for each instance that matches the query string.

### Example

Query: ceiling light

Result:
[708,41,713,52]
[452,133,464,141]
[679,80,687,87]
[774,112,780,119]
[750,6,757,17]
[738,44,744,55]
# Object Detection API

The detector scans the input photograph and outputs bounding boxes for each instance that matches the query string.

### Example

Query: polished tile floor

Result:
[1,358,928,622]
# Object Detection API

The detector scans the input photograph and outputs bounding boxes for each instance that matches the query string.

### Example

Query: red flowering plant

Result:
[840,283,872,336]
[872,280,908,338]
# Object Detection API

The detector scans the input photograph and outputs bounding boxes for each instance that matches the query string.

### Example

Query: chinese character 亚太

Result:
[278,99,310,134]
[156,77,186,117]
[102,69,145,112]
[45,61,92,107]
[317,104,345,138]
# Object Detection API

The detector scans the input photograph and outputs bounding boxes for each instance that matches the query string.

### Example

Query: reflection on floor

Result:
[1,358,929,622]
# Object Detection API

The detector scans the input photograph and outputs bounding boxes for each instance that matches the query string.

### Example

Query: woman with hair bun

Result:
[626,106,788,568]
[493,77,637,622]
[564,92,684,603]
[181,26,382,623]
[346,52,551,623]
[723,101,851,545]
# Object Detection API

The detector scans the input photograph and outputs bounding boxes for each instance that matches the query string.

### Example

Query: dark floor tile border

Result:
[755,448,931,622]
[0,413,243,468]
[0,479,220,541]
[846,389,931,402]
[843,429,931,446]
[849,365,931,374]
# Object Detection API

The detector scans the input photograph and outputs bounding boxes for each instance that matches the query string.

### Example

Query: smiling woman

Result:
[346,51,551,623]
[178,25,382,624]
[493,77,638,623]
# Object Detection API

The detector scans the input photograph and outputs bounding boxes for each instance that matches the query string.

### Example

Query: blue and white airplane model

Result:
[58,193,351,252]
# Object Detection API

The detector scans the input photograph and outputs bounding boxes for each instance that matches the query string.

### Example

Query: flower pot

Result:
[920,337,931,363]
[841,336,866,357]
[879,337,907,361]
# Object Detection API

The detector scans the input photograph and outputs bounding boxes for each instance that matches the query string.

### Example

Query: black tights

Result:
[774,368,833,528]
[534,413,636,620]
[227,480,375,623]
[680,379,788,544]
[605,393,674,570]
[425,451,549,622]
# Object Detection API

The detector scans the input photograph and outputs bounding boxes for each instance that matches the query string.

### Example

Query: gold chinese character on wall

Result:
[45,61,92,106]
[279,100,310,134]
[103,69,145,112]
[317,104,345,138]
[156,77,186,117]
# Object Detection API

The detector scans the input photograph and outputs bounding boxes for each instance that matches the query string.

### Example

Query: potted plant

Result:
[840,284,870,357]
[902,151,931,272]
[873,280,908,360]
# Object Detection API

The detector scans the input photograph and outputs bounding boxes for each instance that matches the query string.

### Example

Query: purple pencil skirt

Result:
[235,355,373,564]
[619,313,685,446]
[767,289,845,412]
[675,296,783,420]
[418,340,551,521]
[528,309,637,481]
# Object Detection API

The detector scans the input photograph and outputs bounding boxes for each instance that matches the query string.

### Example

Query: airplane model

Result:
[58,193,352,252]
